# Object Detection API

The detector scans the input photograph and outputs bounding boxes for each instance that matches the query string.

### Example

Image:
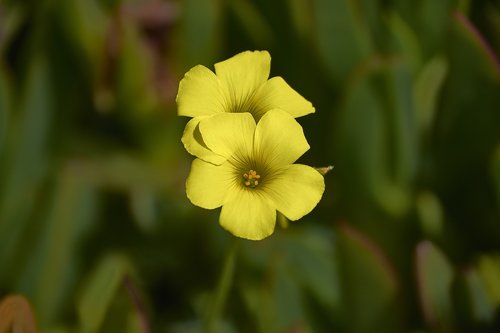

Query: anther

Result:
[243,169,261,188]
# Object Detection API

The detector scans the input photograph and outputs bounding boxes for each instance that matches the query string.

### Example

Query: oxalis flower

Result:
[186,109,325,240]
[177,50,315,165]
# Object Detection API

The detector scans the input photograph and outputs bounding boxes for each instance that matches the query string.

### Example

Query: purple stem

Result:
[123,275,151,333]
[453,10,500,75]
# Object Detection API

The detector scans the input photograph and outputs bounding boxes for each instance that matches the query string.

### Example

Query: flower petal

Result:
[176,65,226,117]
[186,159,235,209]
[214,51,271,110]
[264,164,325,220]
[253,77,315,119]
[254,109,310,167]
[220,188,276,240]
[200,112,256,160]
[181,117,227,165]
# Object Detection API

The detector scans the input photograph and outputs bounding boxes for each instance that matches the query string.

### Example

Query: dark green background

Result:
[0,0,499,332]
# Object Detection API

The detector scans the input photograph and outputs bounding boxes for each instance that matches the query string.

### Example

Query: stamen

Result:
[242,169,261,188]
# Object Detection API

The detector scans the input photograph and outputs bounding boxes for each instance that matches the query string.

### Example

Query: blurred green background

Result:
[0,0,499,332]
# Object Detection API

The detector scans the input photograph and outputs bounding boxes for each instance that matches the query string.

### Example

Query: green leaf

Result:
[205,244,237,333]
[477,255,500,308]
[57,0,106,69]
[168,319,236,333]
[413,56,448,135]
[453,11,500,76]
[387,12,422,73]
[129,185,157,231]
[415,241,454,331]
[335,62,387,209]
[239,228,339,332]
[116,23,157,116]
[433,12,500,243]
[437,13,500,170]
[457,267,496,324]
[0,57,52,218]
[416,191,444,238]
[228,0,273,46]
[313,0,372,84]
[336,223,401,333]
[335,60,413,217]
[485,4,500,54]
[240,283,273,333]
[282,228,340,310]
[384,61,418,188]
[17,167,97,326]
[77,254,134,333]
[178,0,221,71]
[0,69,10,160]
[417,0,455,56]
[272,262,306,332]
[392,0,455,57]
[240,264,307,333]
[287,0,314,41]
[493,145,500,214]
[0,58,52,280]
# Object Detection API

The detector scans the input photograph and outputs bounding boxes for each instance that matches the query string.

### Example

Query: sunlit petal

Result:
[214,51,270,112]
[220,188,276,240]
[254,109,310,167]
[176,65,226,117]
[186,159,235,209]
[264,164,325,220]
[181,117,227,165]
[200,112,255,159]
[253,76,315,119]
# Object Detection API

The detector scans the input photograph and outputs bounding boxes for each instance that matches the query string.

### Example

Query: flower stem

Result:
[205,240,238,332]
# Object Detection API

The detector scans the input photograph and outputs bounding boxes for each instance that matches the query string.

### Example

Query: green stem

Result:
[205,240,238,333]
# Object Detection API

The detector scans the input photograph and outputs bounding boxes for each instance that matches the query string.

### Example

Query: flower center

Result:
[243,169,261,188]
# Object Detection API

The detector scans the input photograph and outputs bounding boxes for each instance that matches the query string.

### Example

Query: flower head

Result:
[177,50,315,164]
[186,109,325,240]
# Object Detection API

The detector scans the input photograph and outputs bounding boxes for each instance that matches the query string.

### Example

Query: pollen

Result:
[243,169,261,188]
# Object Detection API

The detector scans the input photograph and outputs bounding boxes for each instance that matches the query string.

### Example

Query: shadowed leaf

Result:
[0,57,53,286]
[478,255,500,308]
[77,254,148,333]
[413,56,448,135]
[415,241,454,332]
[17,164,97,326]
[314,0,372,84]
[336,223,401,333]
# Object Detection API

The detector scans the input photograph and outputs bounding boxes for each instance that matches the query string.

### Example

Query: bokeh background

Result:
[0,0,499,332]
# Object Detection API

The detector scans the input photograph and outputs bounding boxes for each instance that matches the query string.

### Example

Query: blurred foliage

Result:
[0,0,499,332]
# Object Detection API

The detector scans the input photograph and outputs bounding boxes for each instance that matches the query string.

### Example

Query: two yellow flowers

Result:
[176,51,325,240]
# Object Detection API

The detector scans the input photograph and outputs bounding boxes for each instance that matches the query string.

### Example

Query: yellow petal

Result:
[220,188,276,240]
[254,109,310,167]
[181,117,227,165]
[214,51,270,110]
[253,77,315,119]
[265,164,325,220]
[176,65,226,117]
[199,112,255,160]
[186,159,234,209]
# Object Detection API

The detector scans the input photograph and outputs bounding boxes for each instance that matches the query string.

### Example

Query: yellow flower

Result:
[176,50,315,165]
[185,109,325,240]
